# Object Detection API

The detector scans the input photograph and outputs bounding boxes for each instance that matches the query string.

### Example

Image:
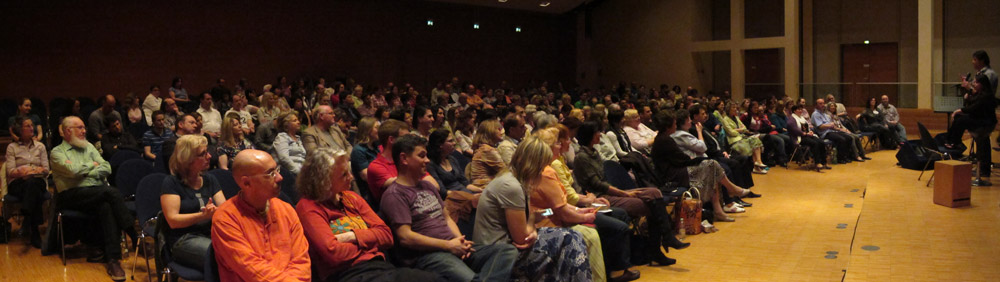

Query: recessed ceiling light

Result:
[427,19,434,26]
[863,40,870,44]
[539,2,551,7]
[473,23,480,29]
[498,0,508,2]
[515,26,522,32]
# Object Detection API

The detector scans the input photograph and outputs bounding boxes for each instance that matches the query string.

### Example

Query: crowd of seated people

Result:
[2,76,915,282]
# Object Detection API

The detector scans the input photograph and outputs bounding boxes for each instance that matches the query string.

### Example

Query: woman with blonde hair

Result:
[351,117,381,200]
[161,134,227,270]
[295,148,441,282]
[473,137,592,281]
[217,113,255,170]
[468,119,505,188]
[623,109,657,155]
[534,129,639,282]
[257,92,283,125]
[273,111,305,174]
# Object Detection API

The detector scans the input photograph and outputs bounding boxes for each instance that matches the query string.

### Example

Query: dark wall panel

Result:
[0,0,575,102]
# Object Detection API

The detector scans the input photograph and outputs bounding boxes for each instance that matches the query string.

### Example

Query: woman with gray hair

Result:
[161,134,227,270]
[294,148,441,282]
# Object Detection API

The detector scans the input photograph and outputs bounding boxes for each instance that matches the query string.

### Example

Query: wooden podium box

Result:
[933,160,971,208]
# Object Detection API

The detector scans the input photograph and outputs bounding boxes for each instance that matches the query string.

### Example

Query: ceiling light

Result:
[427,19,434,26]
[473,23,480,29]
[863,40,870,44]
[540,2,551,7]
[498,0,508,2]
[515,26,522,32]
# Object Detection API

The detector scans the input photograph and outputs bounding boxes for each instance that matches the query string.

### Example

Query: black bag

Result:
[896,140,940,170]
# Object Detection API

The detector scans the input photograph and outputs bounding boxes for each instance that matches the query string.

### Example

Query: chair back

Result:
[204,243,220,282]
[603,160,637,190]
[110,150,142,171]
[116,158,154,198]
[916,122,938,151]
[207,169,240,199]
[279,169,299,206]
[135,173,168,224]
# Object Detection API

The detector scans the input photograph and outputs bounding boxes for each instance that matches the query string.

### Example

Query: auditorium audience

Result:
[51,116,137,281]
[217,114,256,170]
[7,98,44,142]
[877,95,907,144]
[427,129,477,195]
[302,105,352,156]
[143,85,163,125]
[5,116,48,248]
[274,111,306,174]
[142,111,176,160]
[574,120,689,266]
[8,74,918,281]
[788,105,831,170]
[497,113,527,166]
[812,99,867,164]
[100,116,142,160]
[473,137,592,281]
[667,110,754,223]
[380,134,517,282]
[468,119,506,188]
[719,103,769,173]
[856,97,898,150]
[350,117,380,198]
[295,148,442,282]
[160,135,226,271]
[535,129,639,282]
[196,92,223,138]
[87,95,121,142]
[211,150,311,281]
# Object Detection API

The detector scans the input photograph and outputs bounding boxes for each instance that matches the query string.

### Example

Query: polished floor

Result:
[3,143,1000,282]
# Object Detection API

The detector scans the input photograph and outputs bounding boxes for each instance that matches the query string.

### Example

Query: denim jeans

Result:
[412,243,517,282]
[171,233,212,270]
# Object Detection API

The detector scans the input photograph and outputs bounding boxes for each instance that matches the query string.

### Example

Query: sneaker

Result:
[723,205,746,213]
[753,167,769,174]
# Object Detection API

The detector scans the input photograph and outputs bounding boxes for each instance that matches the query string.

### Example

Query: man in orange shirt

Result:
[211,150,311,281]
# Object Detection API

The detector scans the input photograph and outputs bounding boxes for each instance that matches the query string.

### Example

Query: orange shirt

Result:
[212,195,311,282]
[530,166,569,228]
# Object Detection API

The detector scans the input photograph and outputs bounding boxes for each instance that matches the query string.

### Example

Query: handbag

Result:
[675,187,703,235]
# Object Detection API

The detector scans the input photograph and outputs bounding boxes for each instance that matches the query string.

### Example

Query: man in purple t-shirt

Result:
[380,134,516,282]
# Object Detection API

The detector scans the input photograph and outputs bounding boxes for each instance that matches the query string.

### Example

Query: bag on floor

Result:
[675,188,703,235]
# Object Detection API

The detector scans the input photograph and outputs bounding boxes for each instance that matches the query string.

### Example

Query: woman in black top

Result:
[160,134,227,270]
[856,97,898,150]
[426,130,475,199]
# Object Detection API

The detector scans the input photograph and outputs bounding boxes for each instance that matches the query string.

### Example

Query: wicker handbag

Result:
[675,187,703,235]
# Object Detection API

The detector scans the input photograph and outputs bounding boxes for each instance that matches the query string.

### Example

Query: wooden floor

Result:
[3,140,1000,282]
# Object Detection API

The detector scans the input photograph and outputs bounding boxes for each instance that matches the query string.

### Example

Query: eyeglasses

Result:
[254,166,281,179]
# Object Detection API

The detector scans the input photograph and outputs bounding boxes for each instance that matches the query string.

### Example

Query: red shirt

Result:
[295,191,393,281]
[366,154,397,204]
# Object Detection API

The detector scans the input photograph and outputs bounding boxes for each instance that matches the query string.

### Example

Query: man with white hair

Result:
[50,116,137,281]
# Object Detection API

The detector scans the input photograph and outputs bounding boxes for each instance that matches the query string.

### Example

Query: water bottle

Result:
[678,218,686,239]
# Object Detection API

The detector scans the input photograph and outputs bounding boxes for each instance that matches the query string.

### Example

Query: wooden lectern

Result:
[933,160,971,208]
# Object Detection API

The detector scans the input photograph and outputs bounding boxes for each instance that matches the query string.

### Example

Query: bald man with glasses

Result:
[211,149,311,281]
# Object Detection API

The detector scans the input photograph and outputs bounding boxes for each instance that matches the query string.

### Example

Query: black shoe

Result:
[662,235,691,250]
[609,269,641,282]
[735,199,753,207]
[86,250,105,263]
[744,191,762,198]
[862,156,872,160]
[649,255,677,266]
